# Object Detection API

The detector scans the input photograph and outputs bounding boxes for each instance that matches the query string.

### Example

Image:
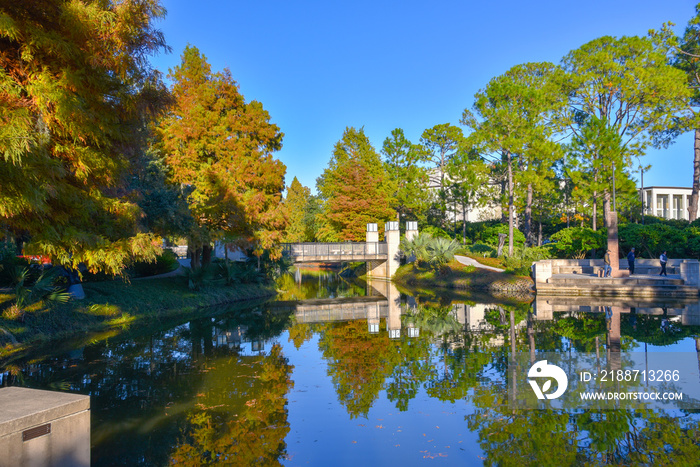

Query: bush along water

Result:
[400,233,460,271]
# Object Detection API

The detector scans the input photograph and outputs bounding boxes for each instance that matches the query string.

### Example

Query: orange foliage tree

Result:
[0,0,169,274]
[316,127,395,241]
[157,46,287,268]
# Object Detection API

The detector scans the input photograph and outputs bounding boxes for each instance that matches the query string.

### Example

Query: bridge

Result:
[281,242,388,262]
[280,221,419,279]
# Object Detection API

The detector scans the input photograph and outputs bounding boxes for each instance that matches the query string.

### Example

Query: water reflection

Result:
[1,268,700,465]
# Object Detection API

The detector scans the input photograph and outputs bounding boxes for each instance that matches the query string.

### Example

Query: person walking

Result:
[603,249,612,278]
[627,248,636,275]
[659,250,668,276]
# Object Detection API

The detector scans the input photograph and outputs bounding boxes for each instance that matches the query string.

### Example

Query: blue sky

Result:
[148,0,698,194]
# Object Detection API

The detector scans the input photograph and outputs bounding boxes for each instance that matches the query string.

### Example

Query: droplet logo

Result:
[528,360,568,400]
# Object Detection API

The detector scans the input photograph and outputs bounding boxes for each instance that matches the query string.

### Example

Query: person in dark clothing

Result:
[627,248,635,275]
[659,250,668,276]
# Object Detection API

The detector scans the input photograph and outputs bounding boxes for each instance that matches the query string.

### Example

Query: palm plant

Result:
[428,237,459,267]
[4,267,70,321]
[400,233,434,265]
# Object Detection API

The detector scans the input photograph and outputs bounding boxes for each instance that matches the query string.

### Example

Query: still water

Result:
[3,267,700,465]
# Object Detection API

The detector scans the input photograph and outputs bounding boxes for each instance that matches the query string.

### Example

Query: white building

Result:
[640,186,694,220]
[427,168,502,223]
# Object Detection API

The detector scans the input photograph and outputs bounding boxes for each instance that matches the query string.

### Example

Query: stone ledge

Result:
[0,387,89,438]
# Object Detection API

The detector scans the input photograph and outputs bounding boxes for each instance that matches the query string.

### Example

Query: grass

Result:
[393,259,533,299]
[0,275,275,364]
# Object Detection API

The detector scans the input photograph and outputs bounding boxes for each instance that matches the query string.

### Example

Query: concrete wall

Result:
[0,387,90,467]
[532,259,692,280]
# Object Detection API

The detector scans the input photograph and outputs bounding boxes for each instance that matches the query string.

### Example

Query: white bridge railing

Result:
[282,242,388,260]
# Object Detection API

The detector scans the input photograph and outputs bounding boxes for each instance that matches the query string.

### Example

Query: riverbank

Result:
[0,276,276,363]
[393,259,534,301]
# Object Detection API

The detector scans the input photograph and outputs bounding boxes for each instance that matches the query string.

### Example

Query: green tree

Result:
[561,34,691,227]
[381,128,430,222]
[283,177,312,242]
[316,127,395,241]
[157,45,287,268]
[447,144,494,243]
[420,124,465,226]
[462,62,565,254]
[653,9,700,221]
[0,0,169,274]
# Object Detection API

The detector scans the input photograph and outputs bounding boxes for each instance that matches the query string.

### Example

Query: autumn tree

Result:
[316,127,395,241]
[0,0,169,274]
[381,128,430,222]
[157,45,287,268]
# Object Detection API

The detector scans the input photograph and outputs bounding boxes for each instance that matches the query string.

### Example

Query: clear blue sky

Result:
[148,0,697,194]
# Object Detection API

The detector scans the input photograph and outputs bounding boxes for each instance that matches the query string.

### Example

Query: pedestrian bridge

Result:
[282,242,388,263]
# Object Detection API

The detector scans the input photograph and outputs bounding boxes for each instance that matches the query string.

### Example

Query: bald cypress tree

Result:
[316,127,395,242]
[157,45,287,268]
[0,0,169,274]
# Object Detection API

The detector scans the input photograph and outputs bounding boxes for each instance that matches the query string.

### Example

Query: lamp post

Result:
[612,161,616,212]
[640,165,644,224]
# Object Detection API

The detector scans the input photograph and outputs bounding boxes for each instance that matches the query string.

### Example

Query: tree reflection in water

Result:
[170,344,293,465]
[3,280,700,465]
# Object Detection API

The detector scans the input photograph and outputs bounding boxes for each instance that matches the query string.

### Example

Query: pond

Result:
[2,267,700,465]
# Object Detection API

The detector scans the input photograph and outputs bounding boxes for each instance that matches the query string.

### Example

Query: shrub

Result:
[468,242,496,258]
[503,245,552,275]
[548,227,605,259]
[421,225,452,239]
[400,233,459,269]
[482,223,526,249]
[129,250,179,277]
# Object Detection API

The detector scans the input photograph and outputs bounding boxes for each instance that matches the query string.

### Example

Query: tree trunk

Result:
[201,244,213,269]
[190,247,201,270]
[462,203,467,244]
[507,152,514,256]
[524,183,533,247]
[689,128,700,222]
[592,190,597,231]
[537,221,542,246]
[603,189,612,229]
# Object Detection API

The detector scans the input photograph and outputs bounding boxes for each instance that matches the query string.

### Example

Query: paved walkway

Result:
[132,258,190,280]
[454,255,505,272]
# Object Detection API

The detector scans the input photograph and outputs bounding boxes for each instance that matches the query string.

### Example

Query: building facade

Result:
[640,186,693,220]
[427,168,502,223]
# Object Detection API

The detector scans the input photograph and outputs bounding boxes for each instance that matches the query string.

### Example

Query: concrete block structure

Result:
[532,258,700,297]
[366,222,401,279]
[0,387,90,467]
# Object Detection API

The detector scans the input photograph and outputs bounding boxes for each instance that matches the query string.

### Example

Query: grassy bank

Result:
[0,276,275,363]
[393,259,534,300]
